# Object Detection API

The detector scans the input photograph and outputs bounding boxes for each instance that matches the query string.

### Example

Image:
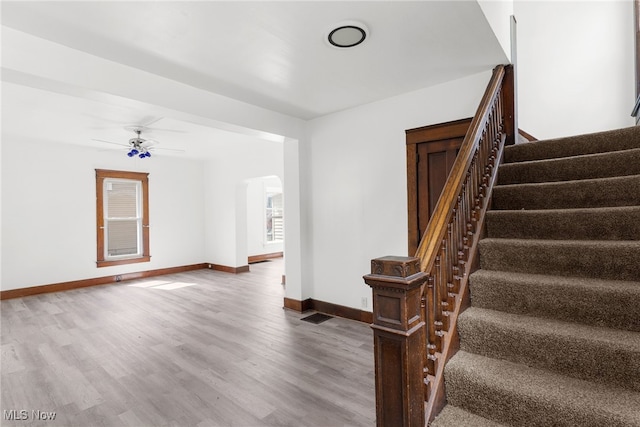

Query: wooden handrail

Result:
[364,64,515,426]
[419,63,514,423]
[415,65,505,271]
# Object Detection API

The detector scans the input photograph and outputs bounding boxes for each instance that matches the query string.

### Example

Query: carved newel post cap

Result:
[370,256,421,278]
[364,256,426,292]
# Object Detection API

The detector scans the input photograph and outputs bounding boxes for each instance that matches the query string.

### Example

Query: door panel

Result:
[406,119,471,256]
[417,139,463,241]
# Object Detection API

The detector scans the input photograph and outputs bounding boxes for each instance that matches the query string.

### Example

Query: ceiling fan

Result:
[92,125,184,158]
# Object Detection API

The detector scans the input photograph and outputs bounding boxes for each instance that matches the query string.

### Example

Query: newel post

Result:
[363,256,428,427]
[503,64,517,146]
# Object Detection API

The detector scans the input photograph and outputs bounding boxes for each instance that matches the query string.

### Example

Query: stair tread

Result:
[478,239,640,288]
[461,306,640,349]
[479,238,640,254]
[488,204,640,215]
[498,147,640,185]
[446,351,640,426]
[431,405,508,427]
[481,237,640,247]
[503,125,640,163]
[486,206,640,240]
[458,307,640,390]
[469,269,640,330]
[494,173,640,194]
[492,173,640,210]
[471,269,640,294]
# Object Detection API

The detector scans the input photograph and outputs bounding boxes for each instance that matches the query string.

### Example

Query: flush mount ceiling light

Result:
[327,21,369,48]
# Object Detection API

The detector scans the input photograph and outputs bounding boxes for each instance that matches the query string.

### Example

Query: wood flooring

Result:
[1,260,376,426]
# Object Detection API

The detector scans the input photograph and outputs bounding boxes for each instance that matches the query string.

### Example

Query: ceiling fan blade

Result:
[149,147,186,153]
[122,117,165,132]
[146,127,188,134]
[140,116,163,128]
[124,125,186,134]
[91,138,129,147]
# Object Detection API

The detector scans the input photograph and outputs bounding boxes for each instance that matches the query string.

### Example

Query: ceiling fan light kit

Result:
[125,129,154,159]
[91,120,185,158]
[127,148,151,158]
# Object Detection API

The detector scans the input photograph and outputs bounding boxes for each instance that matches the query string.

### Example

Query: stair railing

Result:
[364,64,515,426]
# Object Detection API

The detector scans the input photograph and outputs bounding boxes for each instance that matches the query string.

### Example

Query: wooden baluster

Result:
[433,253,444,351]
[483,123,492,189]
[456,195,464,253]
[493,101,500,146]
[480,125,489,173]
[478,143,488,199]
[471,157,481,230]
[475,151,484,207]
[468,165,476,233]
[364,256,428,427]
[456,195,468,283]
[446,224,457,308]
[497,100,502,134]
[494,97,501,143]
[420,293,432,401]
[451,204,462,294]
[439,242,451,332]
[489,109,498,165]
[480,129,489,191]
[465,172,475,254]
[425,274,437,376]
[493,107,497,137]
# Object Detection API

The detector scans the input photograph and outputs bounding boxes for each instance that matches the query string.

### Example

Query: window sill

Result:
[97,255,151,268]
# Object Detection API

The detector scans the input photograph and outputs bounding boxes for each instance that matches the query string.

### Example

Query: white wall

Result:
[203,141,284,268]
[283,138,306,302]
[515,0,635,139]
[478,0,515,62]
[1,138,206,291]
[303,70,493,311]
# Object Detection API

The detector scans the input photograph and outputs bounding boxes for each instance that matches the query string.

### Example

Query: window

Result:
[96,169,150,267]
[265,191,284,243]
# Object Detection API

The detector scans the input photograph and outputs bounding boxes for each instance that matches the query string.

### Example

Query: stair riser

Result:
[469,272,640,332]
[479,240,640,281]
[486,208,640,240]
[498,148,640,185]
[492,175,640,211]
[457,311,640,391]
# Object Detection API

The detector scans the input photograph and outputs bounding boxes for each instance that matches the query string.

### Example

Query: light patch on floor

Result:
[128,280,196,290]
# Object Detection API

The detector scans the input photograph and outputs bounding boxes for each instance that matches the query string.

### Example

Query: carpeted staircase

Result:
[432,126,640,426]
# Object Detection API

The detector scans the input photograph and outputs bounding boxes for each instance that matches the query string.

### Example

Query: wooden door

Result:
[406,118,471,256]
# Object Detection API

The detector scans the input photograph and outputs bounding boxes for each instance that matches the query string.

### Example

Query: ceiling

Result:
[1,1,506,157]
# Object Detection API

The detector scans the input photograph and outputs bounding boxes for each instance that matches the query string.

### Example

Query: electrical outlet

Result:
[361,297,368,309]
